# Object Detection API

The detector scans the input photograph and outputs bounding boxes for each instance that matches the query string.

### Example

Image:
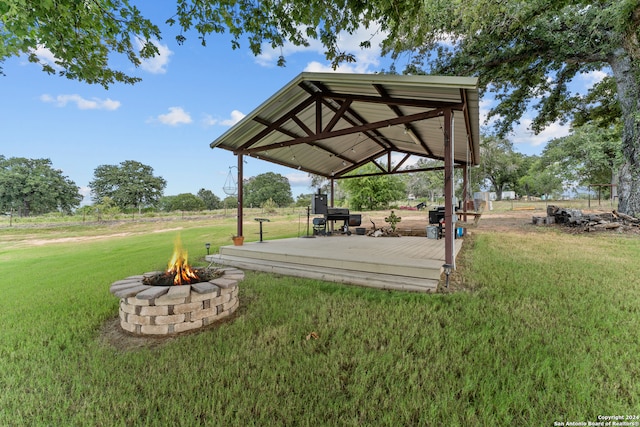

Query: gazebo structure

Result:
[210,72,480,274]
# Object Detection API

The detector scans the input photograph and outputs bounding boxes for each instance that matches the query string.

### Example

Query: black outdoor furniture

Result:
[428,206,446,224]
[312,217,327,235]
[326,207,349,221]
[326,208,351,235]
[323,208,362,235]
[254,217,270,242]
[312,208,363,236]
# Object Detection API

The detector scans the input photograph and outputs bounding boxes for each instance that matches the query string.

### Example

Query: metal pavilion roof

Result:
[210,72,480,179]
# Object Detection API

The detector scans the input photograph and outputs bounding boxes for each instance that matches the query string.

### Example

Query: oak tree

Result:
[339,163,405,210]
[540,122,623,191]
[159,193,206,212]
[382,0,640,215]
[89,160,166,212]
[197,188,222,210]
[243,172,293,208]
[0,156,82,216]
[477,135,527,201]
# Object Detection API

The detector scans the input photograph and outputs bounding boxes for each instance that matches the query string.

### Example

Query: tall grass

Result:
[0,217,638,425]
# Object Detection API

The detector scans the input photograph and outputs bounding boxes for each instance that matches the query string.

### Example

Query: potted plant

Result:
[231,235,244,246]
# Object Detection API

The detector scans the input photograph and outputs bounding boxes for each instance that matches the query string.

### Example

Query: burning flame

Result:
[166,235,199,285]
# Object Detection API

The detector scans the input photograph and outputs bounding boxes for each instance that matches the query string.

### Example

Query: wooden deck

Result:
[205,234,463,292]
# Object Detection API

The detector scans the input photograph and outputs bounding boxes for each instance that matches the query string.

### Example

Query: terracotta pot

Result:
[232,236,244,246]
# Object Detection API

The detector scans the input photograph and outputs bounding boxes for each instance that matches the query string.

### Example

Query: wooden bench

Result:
[455,201,485,229]
[455,211,483,228]
[434,202,485,238]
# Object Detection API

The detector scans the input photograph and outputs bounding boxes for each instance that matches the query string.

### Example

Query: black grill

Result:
[314,208,362,235]
[326,208,349,221]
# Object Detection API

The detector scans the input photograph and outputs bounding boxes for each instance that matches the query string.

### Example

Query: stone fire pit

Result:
[109,268,243,336]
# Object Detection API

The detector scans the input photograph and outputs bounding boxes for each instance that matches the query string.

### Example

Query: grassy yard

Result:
[0,210,638,425]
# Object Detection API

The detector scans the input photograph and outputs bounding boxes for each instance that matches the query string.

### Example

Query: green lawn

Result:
[0,212,638,425]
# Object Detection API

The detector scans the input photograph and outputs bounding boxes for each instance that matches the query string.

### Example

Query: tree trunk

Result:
[610,49,640,217]
[495,186,503,201]
[22,198,30,217]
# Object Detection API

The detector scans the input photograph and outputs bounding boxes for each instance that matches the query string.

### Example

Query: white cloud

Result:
[256,22,387,73]
[286,172,312,187]
[201,110,245,127]
[255,35,325,67]
[31,45,60,69]
[30,39,173,75]
[286,173,311,185]
[480,94,571,153]
[136,38,173,74]
[40,94,121,110]
[202,114,219,126]
[154,107,193,126]
[478,97,495,125]
[303,60,374,74]
[510,118,570,148]
[579,69,608,86]
[79,186,92,203]
[220,110,246,126]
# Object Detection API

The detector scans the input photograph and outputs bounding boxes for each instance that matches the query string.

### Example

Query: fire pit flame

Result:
[140,235,220,287]
[167,236,199,285]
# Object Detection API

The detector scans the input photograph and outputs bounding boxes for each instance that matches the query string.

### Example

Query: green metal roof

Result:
[210,72,480,178]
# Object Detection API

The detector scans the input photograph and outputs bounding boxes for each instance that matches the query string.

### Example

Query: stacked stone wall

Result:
[110,268,243,336]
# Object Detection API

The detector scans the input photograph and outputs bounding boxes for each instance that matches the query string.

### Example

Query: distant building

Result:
[483,191,516,200]
[501,191,516,200]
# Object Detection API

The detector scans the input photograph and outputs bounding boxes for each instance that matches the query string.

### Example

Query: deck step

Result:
[206,253,439,292]
[218,243,443,280]
[203,236,459,293]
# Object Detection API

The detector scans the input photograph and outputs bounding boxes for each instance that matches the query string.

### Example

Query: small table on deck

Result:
[254,218,270,242]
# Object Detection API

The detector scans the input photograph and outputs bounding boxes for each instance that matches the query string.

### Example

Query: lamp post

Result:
[205,243,211,255]
[442,263,453,288]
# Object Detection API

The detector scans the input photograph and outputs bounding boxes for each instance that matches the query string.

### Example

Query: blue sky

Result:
[0,2,606,204]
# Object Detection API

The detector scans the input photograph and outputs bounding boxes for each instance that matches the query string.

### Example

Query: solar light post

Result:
[442,263,453,288]
[205,243,211,255]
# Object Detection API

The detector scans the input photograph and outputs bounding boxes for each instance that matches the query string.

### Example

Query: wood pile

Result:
[532,205,640,232]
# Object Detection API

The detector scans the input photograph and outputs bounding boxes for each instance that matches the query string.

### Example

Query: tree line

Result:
[332,121,622,210]
[0,120,622,218]
[474,123,621,202]
[0,158,301,217]
[0,158,222,217]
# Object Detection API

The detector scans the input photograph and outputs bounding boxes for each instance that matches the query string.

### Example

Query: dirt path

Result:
[365,208,541,236]
[1,226,186,249]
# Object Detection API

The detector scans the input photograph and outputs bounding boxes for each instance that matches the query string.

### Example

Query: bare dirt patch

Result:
[98,314,235,352]
[29,233,134,246]
[98,317,178,351]
[475,210,540,233]
[366,209,541,236]
[8,226,185,249]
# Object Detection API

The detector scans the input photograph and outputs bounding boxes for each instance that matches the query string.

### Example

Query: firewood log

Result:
[613,210,640,223]
[592,222,621,230]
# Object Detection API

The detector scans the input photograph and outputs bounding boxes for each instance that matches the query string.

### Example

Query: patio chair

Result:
[312,217,327,235]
